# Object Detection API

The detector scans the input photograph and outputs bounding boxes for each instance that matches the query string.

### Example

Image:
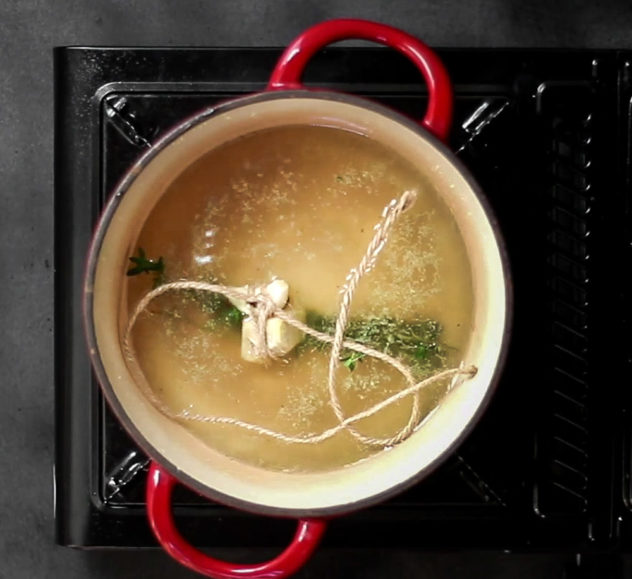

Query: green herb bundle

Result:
[127,249,446,374]
[300,311,446,375]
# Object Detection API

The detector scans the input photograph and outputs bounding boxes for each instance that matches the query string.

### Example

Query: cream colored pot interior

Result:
[89,95,508,514]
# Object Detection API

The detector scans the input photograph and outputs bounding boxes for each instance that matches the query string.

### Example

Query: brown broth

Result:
[127,125,473,472]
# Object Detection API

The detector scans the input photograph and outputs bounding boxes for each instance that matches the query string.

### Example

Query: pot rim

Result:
[83,88,513,518]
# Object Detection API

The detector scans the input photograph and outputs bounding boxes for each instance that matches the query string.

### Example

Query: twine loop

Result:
[123,190,477,447]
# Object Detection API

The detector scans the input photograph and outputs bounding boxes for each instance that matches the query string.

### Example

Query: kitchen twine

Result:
[123,190,477,448]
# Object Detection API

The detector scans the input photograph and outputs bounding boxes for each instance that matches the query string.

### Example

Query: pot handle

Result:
[146,462,326,579]
[267,18,453,142]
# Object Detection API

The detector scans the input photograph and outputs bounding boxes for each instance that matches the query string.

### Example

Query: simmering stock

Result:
[126,125,473,472]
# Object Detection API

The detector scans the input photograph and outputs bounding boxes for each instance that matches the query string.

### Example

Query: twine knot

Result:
[243,282,286,361]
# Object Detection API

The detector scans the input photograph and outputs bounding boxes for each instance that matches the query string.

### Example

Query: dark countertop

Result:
[2,1,631,577]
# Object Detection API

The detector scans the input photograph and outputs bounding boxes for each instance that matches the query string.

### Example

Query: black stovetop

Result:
[54,47,632,557]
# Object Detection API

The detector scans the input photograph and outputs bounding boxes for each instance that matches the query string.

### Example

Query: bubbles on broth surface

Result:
[127,125,473,472]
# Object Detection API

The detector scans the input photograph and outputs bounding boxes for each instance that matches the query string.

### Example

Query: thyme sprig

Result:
[127,247,165,287]
[301,311,446,375]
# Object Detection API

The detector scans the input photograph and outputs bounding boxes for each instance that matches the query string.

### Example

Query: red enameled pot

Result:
[84,19,511,578]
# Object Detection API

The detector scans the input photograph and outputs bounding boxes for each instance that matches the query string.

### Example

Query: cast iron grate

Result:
[539,84,594,516]
[55,47,629,552]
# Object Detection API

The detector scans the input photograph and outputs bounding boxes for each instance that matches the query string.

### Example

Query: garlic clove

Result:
[265,279,289,309]
[266,317,303,357]
[241,317,266,364]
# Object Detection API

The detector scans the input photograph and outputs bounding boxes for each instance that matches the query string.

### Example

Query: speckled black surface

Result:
[2,1,632,577]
